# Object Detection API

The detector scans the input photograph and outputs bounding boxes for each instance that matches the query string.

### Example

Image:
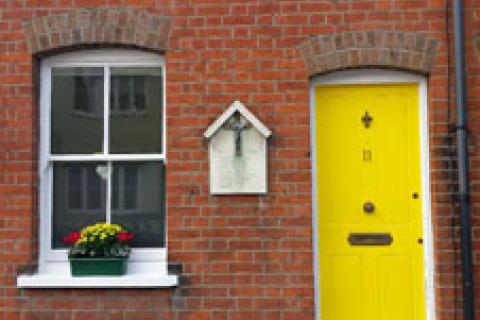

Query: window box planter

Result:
[69,257,128,277]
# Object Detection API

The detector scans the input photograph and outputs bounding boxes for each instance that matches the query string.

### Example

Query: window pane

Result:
[51,67,104,154]
[109,68,163,154]
[53,162,107,248]
[111,162,165,247]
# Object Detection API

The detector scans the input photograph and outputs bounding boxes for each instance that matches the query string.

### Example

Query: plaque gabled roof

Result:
[204,100,272,139]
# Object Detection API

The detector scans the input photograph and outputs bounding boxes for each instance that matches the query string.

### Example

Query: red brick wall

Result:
[0,0,475,319]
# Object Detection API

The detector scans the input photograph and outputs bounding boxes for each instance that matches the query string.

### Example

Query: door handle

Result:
[363,201,375,214]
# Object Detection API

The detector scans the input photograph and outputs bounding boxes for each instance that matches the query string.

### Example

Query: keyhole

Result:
[363,149,372,162]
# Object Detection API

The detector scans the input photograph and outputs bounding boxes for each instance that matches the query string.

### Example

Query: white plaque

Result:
[204,101,271,195]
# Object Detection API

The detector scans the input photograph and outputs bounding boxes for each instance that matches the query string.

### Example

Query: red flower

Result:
[117,232,134,242]
[63,232,81,245]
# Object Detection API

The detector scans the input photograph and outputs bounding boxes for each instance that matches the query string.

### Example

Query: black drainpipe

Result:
[453,0,475,319]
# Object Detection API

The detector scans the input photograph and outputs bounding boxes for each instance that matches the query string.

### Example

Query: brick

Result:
[230,311,261,320]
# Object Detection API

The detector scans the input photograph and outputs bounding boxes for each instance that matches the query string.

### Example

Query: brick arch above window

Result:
[22,7,172,55]
[299,30,440,76]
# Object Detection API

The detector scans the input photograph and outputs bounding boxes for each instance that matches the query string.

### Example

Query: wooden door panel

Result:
[315,84,425,320]
[321,255,364,319]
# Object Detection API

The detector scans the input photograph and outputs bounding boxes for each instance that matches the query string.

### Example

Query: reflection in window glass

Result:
[67,166,82,210]
[110,67,163,154]
[86,168,103,210]
[51,67,104,154]
[124,166,138,209]
[111,75,146,111]
[53,162,107,248]
[111,165,138,211]
[111,162,165,247]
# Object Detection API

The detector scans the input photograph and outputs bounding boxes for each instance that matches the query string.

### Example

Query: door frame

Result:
[309,69,434,320]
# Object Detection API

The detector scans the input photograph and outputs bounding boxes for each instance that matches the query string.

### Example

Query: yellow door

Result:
[315,83,425,320]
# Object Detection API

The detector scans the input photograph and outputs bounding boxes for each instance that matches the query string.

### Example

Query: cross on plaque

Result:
[225,112,250,156]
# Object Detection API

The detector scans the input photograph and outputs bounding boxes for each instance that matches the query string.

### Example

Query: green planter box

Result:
[69,257,128,276]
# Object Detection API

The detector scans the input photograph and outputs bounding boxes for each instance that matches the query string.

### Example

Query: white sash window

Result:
[18,50,177,287]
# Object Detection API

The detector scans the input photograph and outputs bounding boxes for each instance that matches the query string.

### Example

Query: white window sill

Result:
[17,260,179,288]
[17,272,178,288]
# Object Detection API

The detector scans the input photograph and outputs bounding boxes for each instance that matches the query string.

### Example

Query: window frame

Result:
[39,50,168,268]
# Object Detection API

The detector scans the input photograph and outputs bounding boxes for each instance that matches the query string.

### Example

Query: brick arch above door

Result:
[299,30,440,76]
[22,7,172,55]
